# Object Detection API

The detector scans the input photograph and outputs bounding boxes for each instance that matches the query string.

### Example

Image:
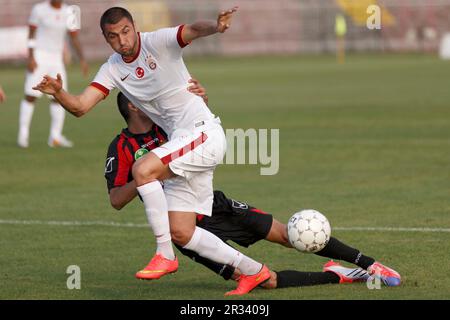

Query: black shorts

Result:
[196,190,273,248]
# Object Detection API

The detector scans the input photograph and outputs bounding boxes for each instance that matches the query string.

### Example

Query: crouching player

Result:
[105,83,401,288]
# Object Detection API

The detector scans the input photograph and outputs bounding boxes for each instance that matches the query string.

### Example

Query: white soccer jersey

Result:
[90,26,215,137]
[29,1,78,54]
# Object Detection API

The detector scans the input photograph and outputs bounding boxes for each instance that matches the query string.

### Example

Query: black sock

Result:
[275,270,340,288]
[315,237,375,270]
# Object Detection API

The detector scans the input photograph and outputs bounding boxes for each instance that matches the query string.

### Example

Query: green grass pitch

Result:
[0,54,449,299]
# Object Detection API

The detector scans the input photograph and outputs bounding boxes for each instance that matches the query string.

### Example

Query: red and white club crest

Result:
[146,55,157,70]
[135,67,145,78]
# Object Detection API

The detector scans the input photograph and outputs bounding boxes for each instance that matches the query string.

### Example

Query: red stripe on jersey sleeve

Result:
[114,138,131,187]
[177,25,191,48]
[90,82,109,97]
[250,208,269,215]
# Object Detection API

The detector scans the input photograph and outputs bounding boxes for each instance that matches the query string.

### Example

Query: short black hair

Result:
[100,7,134,34]
[117,92,131,123]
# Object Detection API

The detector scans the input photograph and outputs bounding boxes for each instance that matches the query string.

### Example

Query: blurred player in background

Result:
[335,13,347,64]
[104,82,401,289]
[19,0,88,148]
[0,86,6,103]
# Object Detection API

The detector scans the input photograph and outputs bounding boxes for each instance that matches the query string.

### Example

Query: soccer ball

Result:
[287,209,331,253]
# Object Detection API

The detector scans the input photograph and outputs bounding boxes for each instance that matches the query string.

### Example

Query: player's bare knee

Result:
[275,222,291,247]
[131,160,145,182]
[267,219,291,248]
[281,227,291,247]
[132,153,165,184]
[170,226,194,247]
[132,159,156,184]
[170,231,188,246]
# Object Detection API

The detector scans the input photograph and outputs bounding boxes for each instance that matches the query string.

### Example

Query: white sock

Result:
[18,99,34,143]
[136,181,175,260]
[183,226,263,275]
[49,102,65,140]
[236,255,264,275]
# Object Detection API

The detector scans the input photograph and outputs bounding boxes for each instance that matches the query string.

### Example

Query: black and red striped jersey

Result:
[104,124,168,192]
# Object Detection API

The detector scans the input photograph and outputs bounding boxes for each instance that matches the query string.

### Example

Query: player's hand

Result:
[32,73,63,95]
[27,56,38,72]
[0,86,6,103]
[80,59,89,77]
[187,78,208,105]
[217,6,238,33]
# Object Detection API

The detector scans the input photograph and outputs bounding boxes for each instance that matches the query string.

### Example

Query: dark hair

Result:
[117,92,131,123]
[100,7,134,33]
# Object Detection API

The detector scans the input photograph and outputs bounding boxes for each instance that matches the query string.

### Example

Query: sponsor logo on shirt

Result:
[146,54,157,70]
[120,73,130,81]
[231,199,248,210]
[134,148,149,160]
[141,138,159,149]
[135,67,145,79]
[105,157,115,173]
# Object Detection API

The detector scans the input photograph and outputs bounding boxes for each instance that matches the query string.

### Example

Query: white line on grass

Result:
[0,219,449,233]
[0,219,148,228]
[334,226,450,233]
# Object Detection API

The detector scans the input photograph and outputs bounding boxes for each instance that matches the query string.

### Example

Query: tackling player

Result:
[33,6,274,296]
[105,86,401,289]
[19,0,88,148]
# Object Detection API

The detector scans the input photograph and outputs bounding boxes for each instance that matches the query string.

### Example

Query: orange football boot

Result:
[225,265,271,296]
[135,254,178,280]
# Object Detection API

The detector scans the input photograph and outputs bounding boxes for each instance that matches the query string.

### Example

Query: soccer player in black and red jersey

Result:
[104,80,401,288]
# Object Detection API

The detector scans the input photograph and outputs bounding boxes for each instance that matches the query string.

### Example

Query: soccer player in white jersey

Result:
[33,6,271,296]
[19,0,88,148]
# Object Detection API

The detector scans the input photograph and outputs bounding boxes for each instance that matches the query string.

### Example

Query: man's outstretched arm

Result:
[32,73,104,117]
[181,6,238,44]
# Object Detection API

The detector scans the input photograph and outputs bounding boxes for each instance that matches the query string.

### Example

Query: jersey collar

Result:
[121,126,155,138]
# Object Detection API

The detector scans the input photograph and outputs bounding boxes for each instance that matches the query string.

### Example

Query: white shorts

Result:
[152,118,227,216]
[24,50,67,98]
